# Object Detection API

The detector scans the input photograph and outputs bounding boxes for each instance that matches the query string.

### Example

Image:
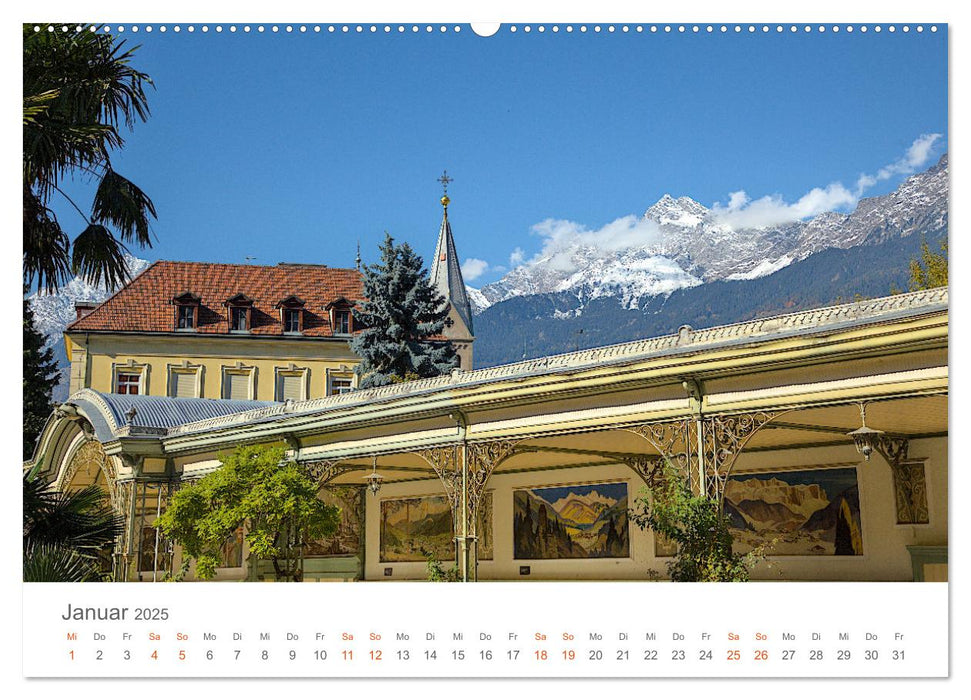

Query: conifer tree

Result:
[351,233,458,388]
[24,295,60,460]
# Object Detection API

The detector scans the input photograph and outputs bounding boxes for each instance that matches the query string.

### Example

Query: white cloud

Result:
[532,215,663,255]
[712,183,857,230]
[855,133,941,195]
[712,133,943,230]
[460,258,489,281]
[872,133,942,188]
[507,215,664,274]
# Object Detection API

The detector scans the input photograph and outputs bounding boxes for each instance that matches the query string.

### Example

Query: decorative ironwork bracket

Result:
[875,436,910,468]
[418,439,520,527]
[418,445,462,517]
[627,411,781,501]
[466,440,519,517]
[304,459,358,488]
[622,454,666,488]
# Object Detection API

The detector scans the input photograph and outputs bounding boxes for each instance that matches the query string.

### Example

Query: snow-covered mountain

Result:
[472,154,948,312]
[27,254,151,401]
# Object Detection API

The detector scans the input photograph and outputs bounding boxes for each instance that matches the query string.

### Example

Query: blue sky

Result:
[50,25,947,288]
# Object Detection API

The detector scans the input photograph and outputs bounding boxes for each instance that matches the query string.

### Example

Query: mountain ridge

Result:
[471,154,947,313]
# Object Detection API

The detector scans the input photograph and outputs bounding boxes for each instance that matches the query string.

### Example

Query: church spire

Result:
[430,170,474,337]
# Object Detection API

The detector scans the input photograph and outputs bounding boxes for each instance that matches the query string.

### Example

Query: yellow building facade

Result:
[65,260,367,402]
[66,331,362,403]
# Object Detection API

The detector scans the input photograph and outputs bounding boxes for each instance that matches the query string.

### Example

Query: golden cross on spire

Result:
[438,170,453,211]
[437,170,453,196]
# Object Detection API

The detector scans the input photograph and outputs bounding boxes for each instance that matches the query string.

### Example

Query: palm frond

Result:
[70,223,130,290]
[23,474,124,556]
[23,543,106,582]
[92,168,156,245]
[23,188,71,293]
[22,89,59,125]
[22,24,154,293]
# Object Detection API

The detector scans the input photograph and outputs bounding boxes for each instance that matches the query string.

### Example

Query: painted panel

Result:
[724,467,863,556]
[379,493,494,563]
[513,481,629,560]
[304,486,363,557]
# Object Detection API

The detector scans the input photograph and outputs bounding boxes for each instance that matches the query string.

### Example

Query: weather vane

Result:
[437,170,453,197]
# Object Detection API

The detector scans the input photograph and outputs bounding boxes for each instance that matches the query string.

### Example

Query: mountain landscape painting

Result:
[514,482,629,560]
[724,468,863,556]
[379,493,493,562]
[303,487,363,557]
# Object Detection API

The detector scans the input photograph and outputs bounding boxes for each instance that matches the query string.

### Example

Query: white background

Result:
[3,0,964,697]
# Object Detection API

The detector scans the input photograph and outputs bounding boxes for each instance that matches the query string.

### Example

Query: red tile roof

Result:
[67,261,364,338]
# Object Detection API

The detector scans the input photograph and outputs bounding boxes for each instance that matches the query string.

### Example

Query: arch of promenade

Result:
[27,288,948,583]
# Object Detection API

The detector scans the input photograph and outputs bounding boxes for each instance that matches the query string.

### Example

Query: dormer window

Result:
[224,293,254,333]
[230,307,248,331]
[177,305,195,329]
[335,309,351,334]
[275,295,306,335]
[172,291,201,331]
[284,309,301,333]
[326,297,355,336]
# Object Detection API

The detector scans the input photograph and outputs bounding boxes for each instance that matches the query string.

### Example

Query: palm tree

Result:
[23,23,156,293]
[23,473,124,582]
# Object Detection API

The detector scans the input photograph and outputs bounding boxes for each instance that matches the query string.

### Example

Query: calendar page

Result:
[16,0,959,693]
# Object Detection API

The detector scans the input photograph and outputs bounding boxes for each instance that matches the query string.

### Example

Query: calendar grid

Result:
[24,582,948,678]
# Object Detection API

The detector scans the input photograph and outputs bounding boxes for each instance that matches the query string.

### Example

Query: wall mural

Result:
[514,481,629,560]
[379,493,493,563]
[303,486,363,557]
[723,467,863,556]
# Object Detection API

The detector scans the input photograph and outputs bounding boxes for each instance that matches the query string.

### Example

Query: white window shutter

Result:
[281,374,303,401]
[227,373,250,400]
[172,371,196,398]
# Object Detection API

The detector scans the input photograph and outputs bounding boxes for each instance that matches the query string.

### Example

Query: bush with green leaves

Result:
[156,445,340,581]
[631,462,768,582]
[424,549,461,582]
[908,237,948,291]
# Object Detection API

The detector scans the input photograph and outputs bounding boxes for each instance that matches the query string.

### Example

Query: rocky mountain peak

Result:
[644,194,709,227]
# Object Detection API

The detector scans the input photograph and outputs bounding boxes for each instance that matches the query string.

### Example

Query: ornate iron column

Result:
[419,439,519,581]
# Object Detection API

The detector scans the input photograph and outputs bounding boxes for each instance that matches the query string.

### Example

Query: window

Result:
[277,373,305,402]
[170,371,198,398]
[283,308,302,333]
[326,297,355,335]
[230,306,249,332]
[116,372,142,395]
[177,305,196,329]
[172,292,201,330]
[335,309,351,335]
[329,376,354,396]
[275,296,307,334]
[224,372,252,400]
